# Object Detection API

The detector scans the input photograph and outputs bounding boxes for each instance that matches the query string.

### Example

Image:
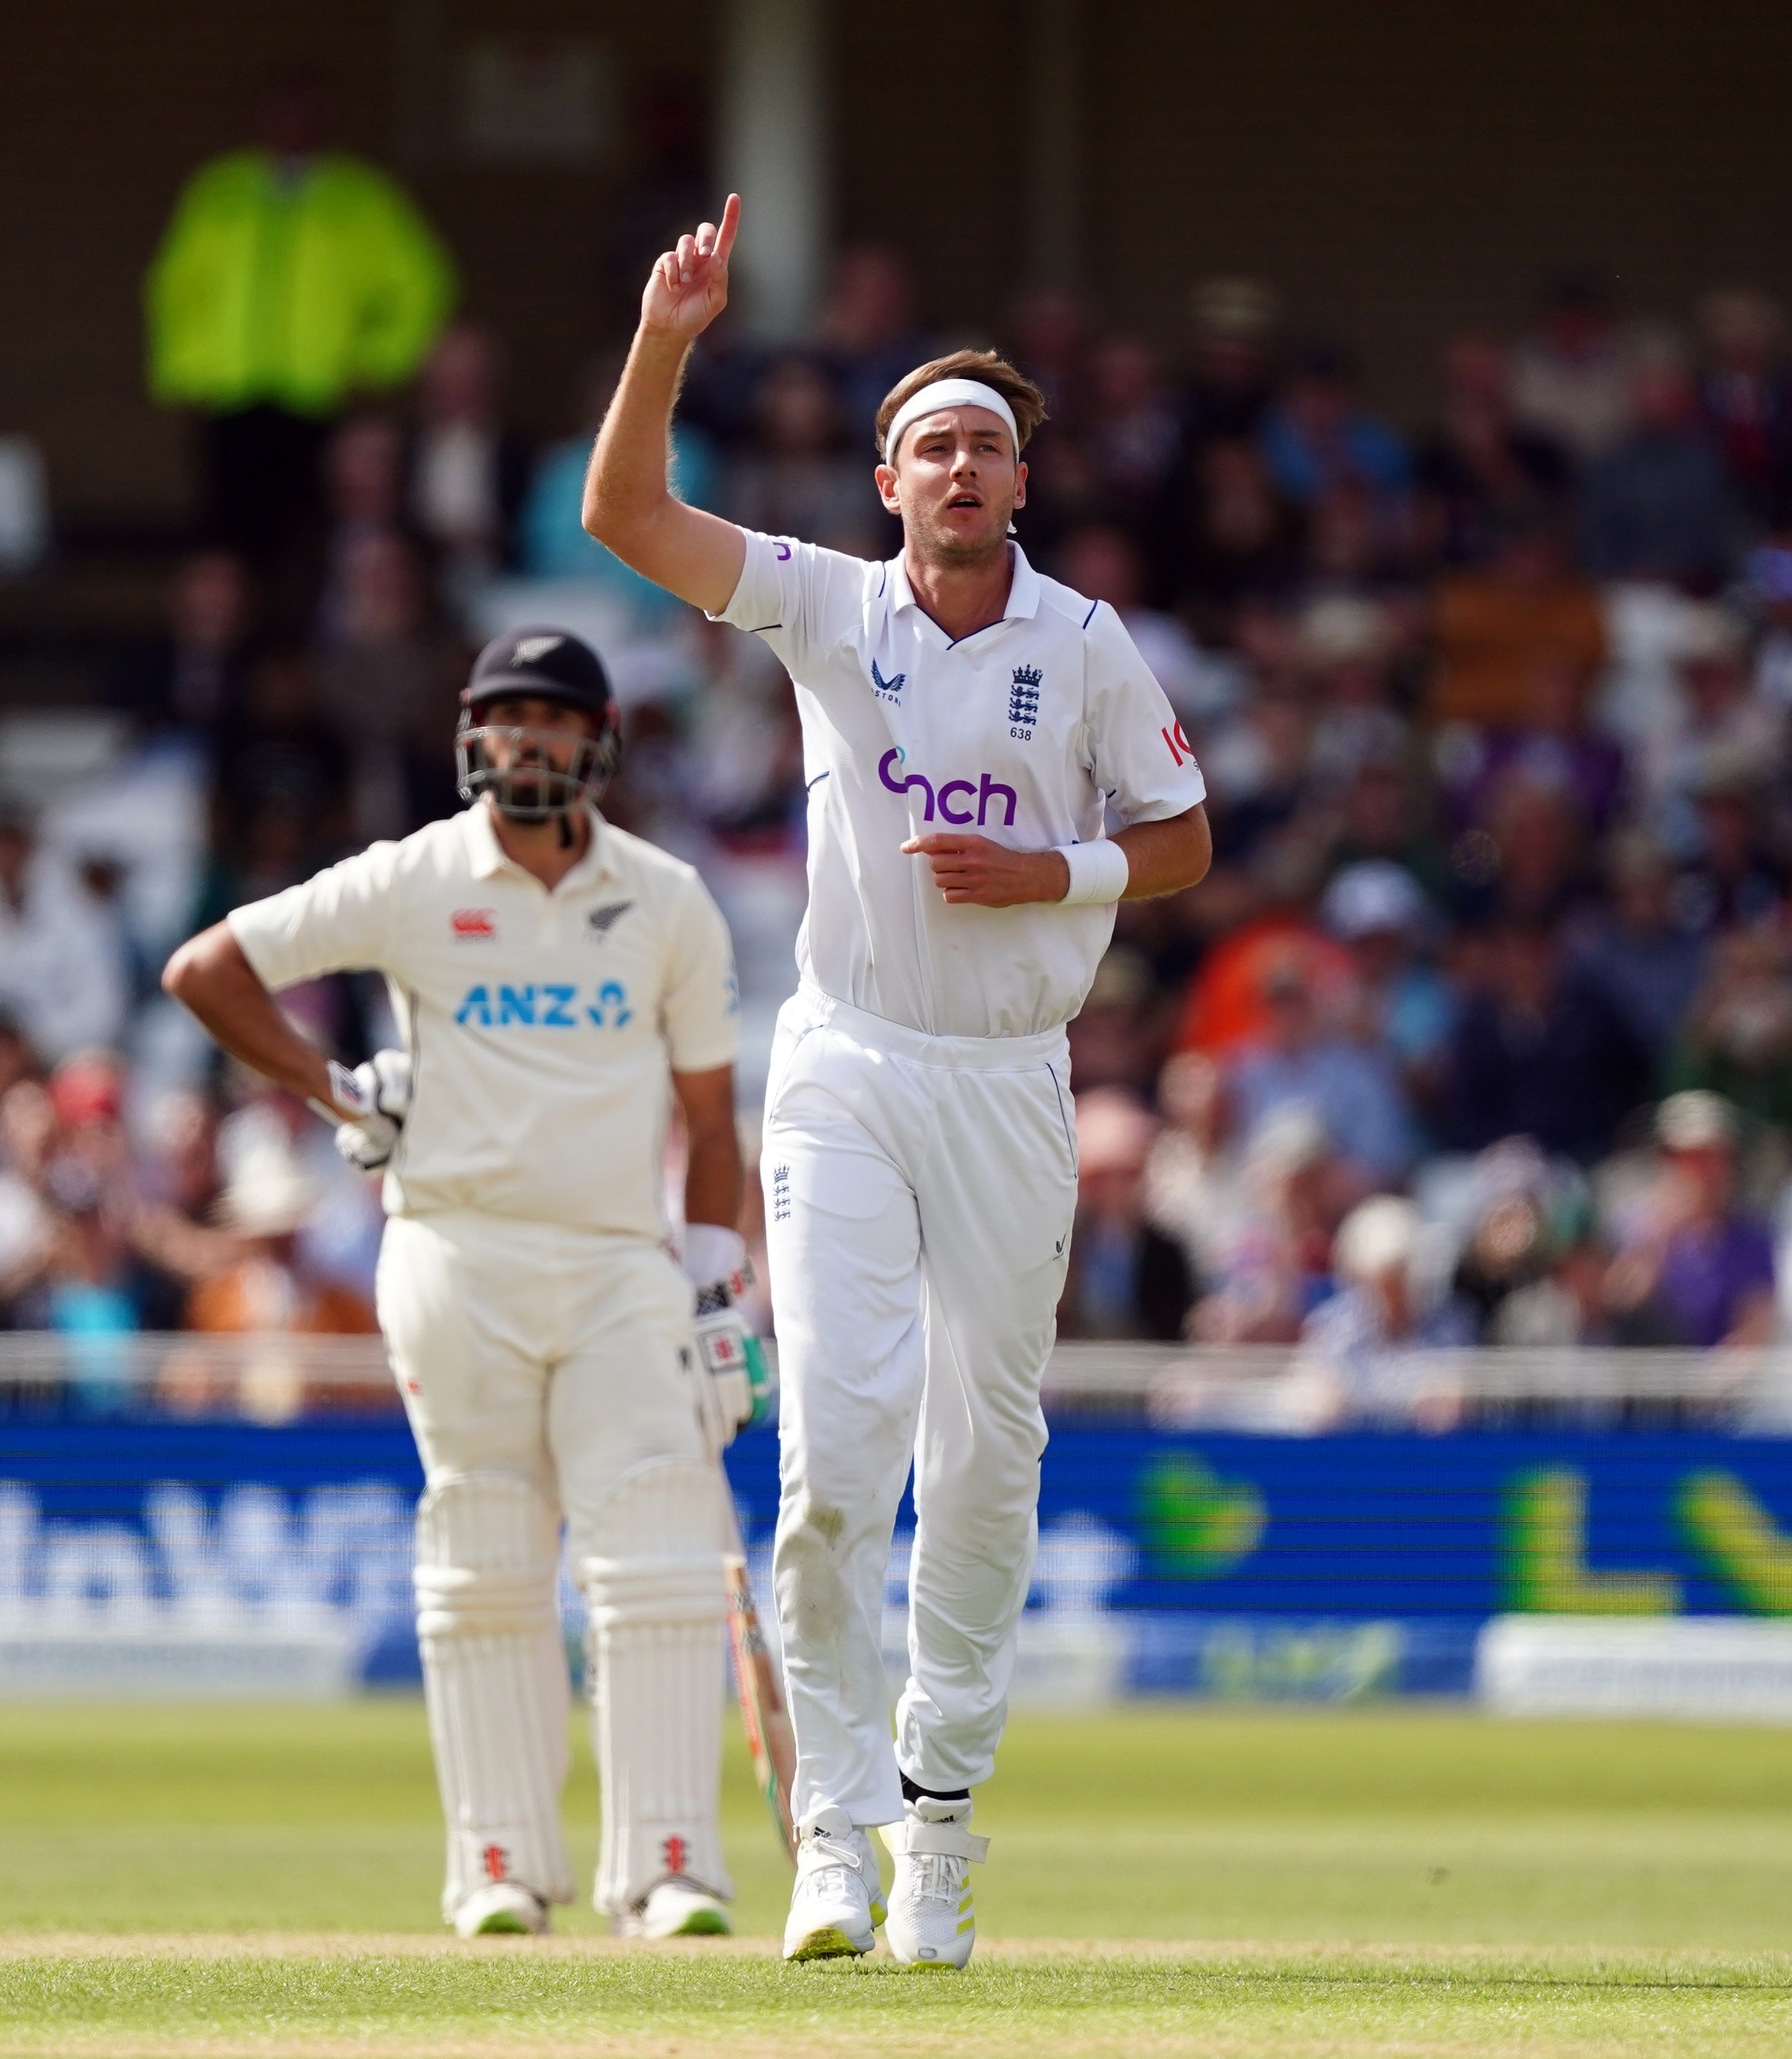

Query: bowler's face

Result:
[877,406,1027,565]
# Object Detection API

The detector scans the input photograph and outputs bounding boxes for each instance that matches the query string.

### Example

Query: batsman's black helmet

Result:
[461,625,617,721]
[456,626,621,821]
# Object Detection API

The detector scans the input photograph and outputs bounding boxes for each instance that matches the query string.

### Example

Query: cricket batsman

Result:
[164,627,758,1939]
[584,196,1213,1965]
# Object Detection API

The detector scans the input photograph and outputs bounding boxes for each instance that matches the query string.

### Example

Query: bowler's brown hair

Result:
[874,349,1048,461]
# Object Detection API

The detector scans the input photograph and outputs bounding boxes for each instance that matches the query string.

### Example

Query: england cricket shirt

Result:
[713,533,1206,1038]
[228,804,739,1238]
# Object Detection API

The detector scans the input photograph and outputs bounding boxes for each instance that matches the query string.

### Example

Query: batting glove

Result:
[329,1051,412,1172]
[684,1224,774,1450]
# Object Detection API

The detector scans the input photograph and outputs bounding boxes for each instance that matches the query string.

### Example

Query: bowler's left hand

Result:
[901,834,1069,907]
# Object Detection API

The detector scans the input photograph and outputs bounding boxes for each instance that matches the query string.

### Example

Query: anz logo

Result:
[455,982,632,1029]
[879,748,1017,827]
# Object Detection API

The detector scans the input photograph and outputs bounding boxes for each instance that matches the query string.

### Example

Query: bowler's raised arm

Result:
[582,193,747,616]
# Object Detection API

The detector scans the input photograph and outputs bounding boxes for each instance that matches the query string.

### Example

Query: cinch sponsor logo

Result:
[455,982,632,1028]
[451,908,497,939]
[878,748,1017,828]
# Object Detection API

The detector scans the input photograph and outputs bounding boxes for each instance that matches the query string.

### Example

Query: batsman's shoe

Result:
[881,1796,989,1970]
[453,1881,549,1937]
[617,1877,732,1939]
[782,1807,885,1961]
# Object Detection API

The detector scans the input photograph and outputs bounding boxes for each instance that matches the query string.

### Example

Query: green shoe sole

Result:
[670,1907,730,1936]
[786,1927,872,1961]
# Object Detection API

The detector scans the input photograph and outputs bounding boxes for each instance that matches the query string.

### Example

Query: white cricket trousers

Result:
[376,1211,729,1917]
[762,984,1077,1831]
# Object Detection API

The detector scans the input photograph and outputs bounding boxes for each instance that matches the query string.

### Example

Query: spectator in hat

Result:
[1445,1138,1605,1347]
[1631,606,1776,843]
[1292,1196,1469,1428]
[1182,278,1281,446]
[1058,1090,1194,1341]
[1321,862,1455,1111]
[1604,1092,1776,1348]
[1228,948,1419,1187]
[184,1134,375,1337]
[1674,747,1788,937]
[1664,929,1792,1132]
[1189,1104,1355,1345]
[1509,268,1632,467]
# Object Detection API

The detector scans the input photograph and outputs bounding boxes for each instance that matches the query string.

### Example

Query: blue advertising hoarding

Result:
[4,1418,1792,1698]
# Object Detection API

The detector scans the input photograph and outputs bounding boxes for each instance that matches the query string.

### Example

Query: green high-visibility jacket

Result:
[145,150,457,415]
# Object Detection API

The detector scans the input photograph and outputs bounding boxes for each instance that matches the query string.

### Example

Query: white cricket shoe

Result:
[881,1796,989,1970]
[453,1881,549,1937]
[782,1806,886,1961]
[616,1877,732,1939]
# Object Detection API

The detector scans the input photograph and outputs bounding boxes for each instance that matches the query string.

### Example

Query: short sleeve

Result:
[1082,602,1208,824]
[708,527,872,679]
[660,879,741,1074]
[228,843,401,989]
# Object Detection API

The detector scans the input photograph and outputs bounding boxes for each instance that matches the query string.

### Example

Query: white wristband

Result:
[1056,839,1130,905]
[683,1222,747,1288]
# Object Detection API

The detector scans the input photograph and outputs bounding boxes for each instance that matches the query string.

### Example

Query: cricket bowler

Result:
[584,196,1213,1965]
[164,627,758,1939]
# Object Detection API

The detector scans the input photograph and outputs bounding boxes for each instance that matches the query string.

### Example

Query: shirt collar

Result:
[462,801,617,888]
[886,541,1042,639]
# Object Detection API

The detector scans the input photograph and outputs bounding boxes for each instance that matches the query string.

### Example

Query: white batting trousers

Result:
[762,985,1078,1832]
[375,1211,729,1917]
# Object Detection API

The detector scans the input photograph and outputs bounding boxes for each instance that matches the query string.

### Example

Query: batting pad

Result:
[579,1458,732,1912]
[414,1471,575,1918]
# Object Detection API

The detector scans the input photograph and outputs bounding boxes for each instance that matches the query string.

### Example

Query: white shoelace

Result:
[800,1830,864,1900]
[906,1851,965,1906]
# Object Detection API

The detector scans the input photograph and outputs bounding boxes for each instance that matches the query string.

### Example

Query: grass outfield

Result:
[0,1700,1790,2054]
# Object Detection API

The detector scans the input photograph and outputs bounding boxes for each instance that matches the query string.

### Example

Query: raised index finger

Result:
[714,193,742,266]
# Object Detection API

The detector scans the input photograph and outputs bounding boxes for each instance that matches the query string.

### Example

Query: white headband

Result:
[882,378,1020,464]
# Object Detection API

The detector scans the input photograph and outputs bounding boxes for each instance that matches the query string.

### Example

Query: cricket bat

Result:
[720,1486,797,1863]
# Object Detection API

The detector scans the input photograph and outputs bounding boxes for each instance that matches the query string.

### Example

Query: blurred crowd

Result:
[10,84,1792,1405]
